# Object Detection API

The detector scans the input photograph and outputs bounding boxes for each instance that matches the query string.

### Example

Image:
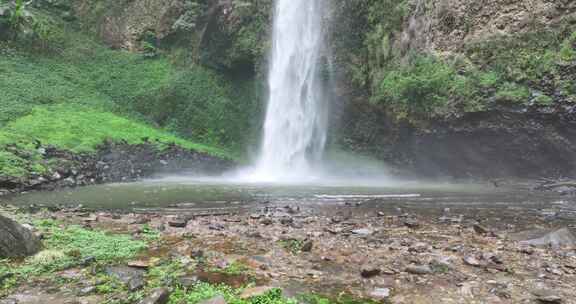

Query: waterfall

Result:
[248,0,329,182]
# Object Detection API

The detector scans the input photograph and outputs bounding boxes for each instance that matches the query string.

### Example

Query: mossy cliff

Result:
[329,0,576,178]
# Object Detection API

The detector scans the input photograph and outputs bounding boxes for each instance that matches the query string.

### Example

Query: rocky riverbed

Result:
[1,196,575,304]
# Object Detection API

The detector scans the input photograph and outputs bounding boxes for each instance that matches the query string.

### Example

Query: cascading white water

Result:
[248,0,328,182]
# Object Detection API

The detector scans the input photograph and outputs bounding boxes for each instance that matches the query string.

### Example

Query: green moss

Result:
[495,83,531,103]
[169,283,296,304]
[0,219,147,294]
[477,71,500,88]
[533,93,554,106]
[297,293,379,304]
[374,56,489,120]
[0,151,28,177]
[278,239,306,255]
[147,259,188,289]
[2,105,231,157]
[559,31,576,61]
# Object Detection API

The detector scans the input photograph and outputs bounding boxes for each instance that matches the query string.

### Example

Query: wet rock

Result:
[518,246,535,255]
[280,217,294,225]
[246,231,263,238]
[404,218,420,229]
[79,286,96,296]
[81,256,96,266]
[0,215,41,258]
[260,218,273,225]
[361,267,381,278]
[533,289,563,303]
[177,275,199,288]
[168,218,188,228]
[290,221,304,229]
[405,265,433,275]
[463,255,484,267]
[209,223,225,231]
[408,242,430,253]
[104,266,146,291]
[518,228,576,248]
[370,288,391,300]
[128,260,151,269]
[199,295,226,304]
[138,288,171,304]
[439,215,463,224]
[301,240,313,252]
[473,224,490,235]
[324,227,342,234]
[240,286,275,299]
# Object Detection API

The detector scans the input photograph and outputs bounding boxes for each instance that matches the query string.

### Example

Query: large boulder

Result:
[0,215,41,258]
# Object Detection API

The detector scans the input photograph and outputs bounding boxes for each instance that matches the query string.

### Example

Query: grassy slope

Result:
[0,16,245,178]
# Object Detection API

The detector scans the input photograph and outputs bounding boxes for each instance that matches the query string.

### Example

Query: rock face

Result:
[331,0,576,179]
[0,215,41,258]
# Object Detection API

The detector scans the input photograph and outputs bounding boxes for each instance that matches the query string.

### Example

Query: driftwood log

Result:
[0,215,41,258]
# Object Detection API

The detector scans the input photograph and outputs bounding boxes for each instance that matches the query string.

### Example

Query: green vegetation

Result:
[2,105,228,155]
[0,2,264,180]
[494,83,531,104]
[0,219,146,294]
[210,260,250,275]
[0,215,377,303]
[371,24,575,121]
[559,31,576,62]
[332,0,576,123]
[297,294,379,304]
[169,284,295,304]
[375,56,483,119]
[278,239,306,255]
[0,33,252,152]
[0,105,231,179]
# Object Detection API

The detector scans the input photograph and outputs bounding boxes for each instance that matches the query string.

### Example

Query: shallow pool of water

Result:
[1,176,564,216]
